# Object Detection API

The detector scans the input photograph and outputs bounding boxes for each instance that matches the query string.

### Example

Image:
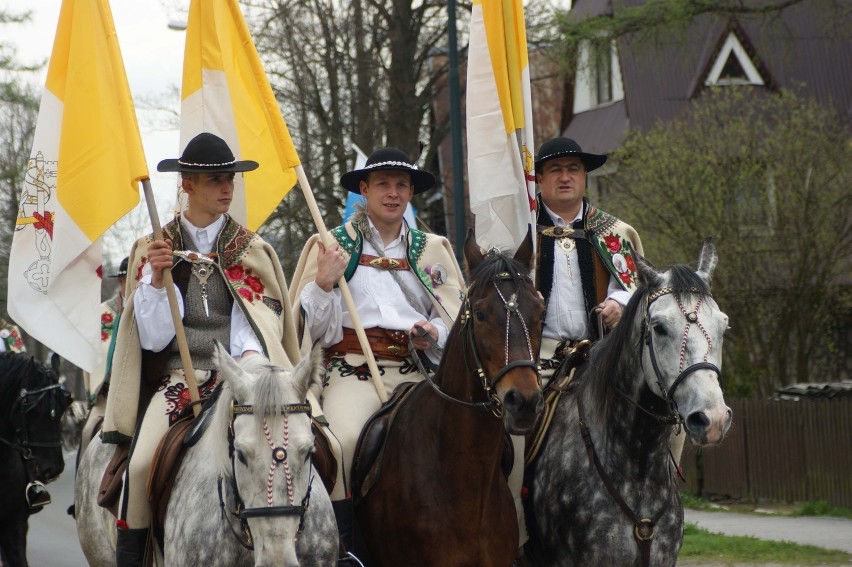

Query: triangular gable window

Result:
[705,32,765,86]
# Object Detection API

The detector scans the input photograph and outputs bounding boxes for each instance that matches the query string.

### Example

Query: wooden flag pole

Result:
[141,178,201,416]
[294,165,388,404]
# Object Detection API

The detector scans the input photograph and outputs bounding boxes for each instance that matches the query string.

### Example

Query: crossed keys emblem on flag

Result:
[16,150,56,294]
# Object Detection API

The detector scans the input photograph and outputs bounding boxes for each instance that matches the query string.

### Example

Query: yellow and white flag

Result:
[8,0,148,372]
[181,0,300,231]
[466,0,535,253]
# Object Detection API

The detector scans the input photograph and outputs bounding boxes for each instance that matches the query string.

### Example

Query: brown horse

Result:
[353,230,544,566]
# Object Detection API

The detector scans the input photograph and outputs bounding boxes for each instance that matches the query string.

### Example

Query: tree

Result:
[608,87,851,396]
[244,0,458,273]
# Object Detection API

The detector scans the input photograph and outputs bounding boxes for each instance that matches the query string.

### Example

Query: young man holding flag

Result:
[289,147,465,562]
[102,133,301,566]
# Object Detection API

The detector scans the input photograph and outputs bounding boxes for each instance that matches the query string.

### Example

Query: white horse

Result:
[524,238,733,566]
[76,344,338,566]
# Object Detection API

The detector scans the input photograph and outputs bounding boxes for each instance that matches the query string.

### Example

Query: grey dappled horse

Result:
[524,238,732,567]
[76,344,337,566]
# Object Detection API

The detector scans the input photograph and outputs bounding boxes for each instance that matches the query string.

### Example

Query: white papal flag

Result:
[180,0,301,231]
[8,0,148,372]
[466,0,535,253]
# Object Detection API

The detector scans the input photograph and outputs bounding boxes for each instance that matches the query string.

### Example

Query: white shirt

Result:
[300,219,448,362]
[541,204,631,341]
[133,215,262,359]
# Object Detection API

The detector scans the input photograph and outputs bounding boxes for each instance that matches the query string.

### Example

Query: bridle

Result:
[218,401,315,550]
[0,380,68,510]
[415,269,541,417]
[627,286,722,426]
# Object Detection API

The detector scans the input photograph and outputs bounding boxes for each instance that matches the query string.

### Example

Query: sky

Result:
[4,0,187,260]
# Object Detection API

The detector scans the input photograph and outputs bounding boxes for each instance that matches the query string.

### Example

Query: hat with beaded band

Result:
[534,137,607,174]
[157,132,259,173]
[340,147,435,194]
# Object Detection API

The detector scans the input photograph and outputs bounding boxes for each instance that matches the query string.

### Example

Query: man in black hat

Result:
[101,133,301,566]
[534,136,643,370]
[289,147,466,563]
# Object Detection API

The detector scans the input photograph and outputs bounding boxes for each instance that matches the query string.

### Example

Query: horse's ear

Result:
[50,353,60,374]
[635,253,664,289]
[213,341,251,399]
[464,229,484,272]
[696,236,717,287]
[292,343,324,401]
[513,226,534,271]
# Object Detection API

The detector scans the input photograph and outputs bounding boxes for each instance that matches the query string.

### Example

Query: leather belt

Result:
[537,226,588,240]
[328,327,410,361]
[358,254,411,271]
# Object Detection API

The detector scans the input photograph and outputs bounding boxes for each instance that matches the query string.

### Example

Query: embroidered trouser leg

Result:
[120,368,214,529]
[321,354,421,501]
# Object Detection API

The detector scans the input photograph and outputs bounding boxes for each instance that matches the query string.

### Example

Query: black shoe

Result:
[115,527,149,567]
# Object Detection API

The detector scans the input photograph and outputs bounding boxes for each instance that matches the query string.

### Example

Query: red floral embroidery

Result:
[605,235,621,253]
[227,264,266,303]
[626,256,636,272]
[101,309,117,342]
[619,271,632,284]
[226,265,245,280]
[245,275,264,294]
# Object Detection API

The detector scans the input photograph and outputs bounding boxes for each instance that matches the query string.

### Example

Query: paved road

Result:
[685,509,852,554]
[17,452,852,566]
[26,451,88,567]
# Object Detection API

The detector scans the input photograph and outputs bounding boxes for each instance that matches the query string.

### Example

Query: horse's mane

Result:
[584,264,712,415]
[0,352,46,411]
[208,357,302,476]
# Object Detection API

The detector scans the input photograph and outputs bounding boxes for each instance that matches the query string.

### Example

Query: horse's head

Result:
[634,238,732,445]
[0,352,71,483]
[462,228,545,434]
[212,343,324,567]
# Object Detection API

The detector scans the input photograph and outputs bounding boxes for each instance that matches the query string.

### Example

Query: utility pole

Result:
[447,0,466,262]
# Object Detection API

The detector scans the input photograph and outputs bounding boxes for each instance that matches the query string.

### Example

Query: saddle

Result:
[351,381,421,503]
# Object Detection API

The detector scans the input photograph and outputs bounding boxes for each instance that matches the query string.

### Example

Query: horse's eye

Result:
[653,324,667,336]
[236,450,247,466]
[474,310,486,322]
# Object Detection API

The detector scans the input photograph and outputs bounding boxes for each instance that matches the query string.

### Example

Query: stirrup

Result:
[26,480,51,510]
[339,551,366,567]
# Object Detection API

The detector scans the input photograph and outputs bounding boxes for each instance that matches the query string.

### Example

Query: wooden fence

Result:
[680,398,852,507]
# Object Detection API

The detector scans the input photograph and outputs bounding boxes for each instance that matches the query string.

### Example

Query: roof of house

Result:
[564,0,852,151]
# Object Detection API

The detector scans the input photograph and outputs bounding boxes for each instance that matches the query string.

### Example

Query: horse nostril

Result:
[686,411,710,432]
[503,390,520,413]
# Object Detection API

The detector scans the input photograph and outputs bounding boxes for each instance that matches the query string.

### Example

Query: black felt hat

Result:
[109,257,129,278]
[340,147,435,194]
[157,133,259,173]
[534,137,607,174]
